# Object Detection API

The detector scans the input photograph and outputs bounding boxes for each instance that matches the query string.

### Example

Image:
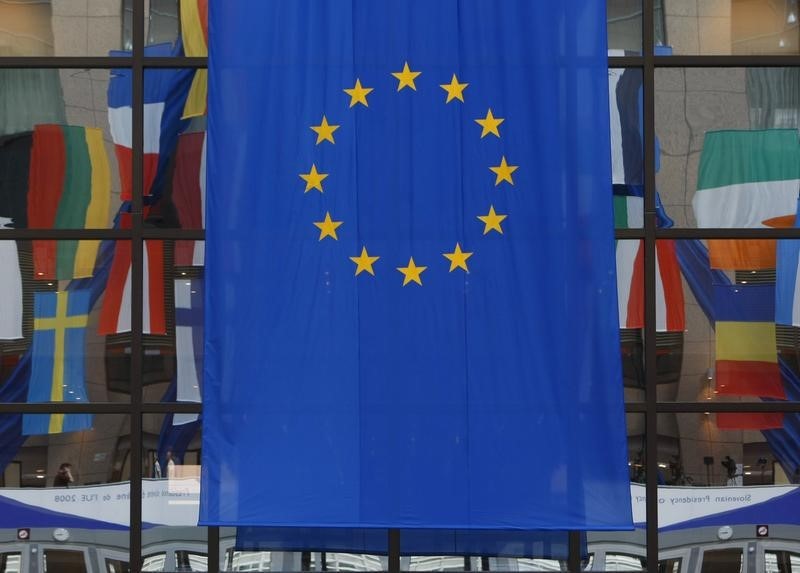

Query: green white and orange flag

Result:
[693,129,800,270]
[180,0,208,119]
[27,124,110,280]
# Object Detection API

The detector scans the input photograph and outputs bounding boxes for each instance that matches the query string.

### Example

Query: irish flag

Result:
[27,124,111,280]
[693,130,800,270]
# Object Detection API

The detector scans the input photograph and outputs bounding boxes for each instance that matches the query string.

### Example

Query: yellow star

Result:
[477,205,507,235]
[439,74,468,103]
[489,156,518,186]
[299,164,328,193]
[344,79,373,108]
[475,109,504,138]
[397,257,427,286]
[350,247,380,276]
[310,116,340,145]
[313,212,343,241]
[391,61,421,91]
[443,243,473,272]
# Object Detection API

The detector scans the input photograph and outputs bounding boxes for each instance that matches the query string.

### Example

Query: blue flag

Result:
[776,198,800,326]
[202,1,632,529]
[23,290,93,435]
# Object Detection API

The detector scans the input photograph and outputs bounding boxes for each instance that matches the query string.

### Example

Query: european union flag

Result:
[202,1,632,529]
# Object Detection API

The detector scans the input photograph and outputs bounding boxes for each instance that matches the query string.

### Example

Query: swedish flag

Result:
[202,1,632,529]
[23,291,92,435]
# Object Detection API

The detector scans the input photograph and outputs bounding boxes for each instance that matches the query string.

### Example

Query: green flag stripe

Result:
[55,126,93,279]
[697,129,800,190]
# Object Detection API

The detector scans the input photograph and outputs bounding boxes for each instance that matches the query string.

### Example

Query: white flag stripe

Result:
[616,240,639,328]
[693,179,799,228]
[108,102,165,152]
[654,254,667,332]
[608,68,625,185]
[116,263,133,333]
[792,255,800,326]
[174,279,202,427]
[0,235,23,340]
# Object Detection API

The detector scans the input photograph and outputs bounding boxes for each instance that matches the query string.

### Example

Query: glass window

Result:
[43,549,88,573]
[700,549,743,573]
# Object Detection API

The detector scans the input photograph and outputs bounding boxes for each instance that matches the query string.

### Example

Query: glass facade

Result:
[0,1,799,572]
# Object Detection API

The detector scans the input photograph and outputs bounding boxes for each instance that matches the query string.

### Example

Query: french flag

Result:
[98,213,166,335]
[108,44,193,201]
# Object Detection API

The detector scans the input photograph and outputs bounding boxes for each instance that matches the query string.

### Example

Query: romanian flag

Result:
[98,214,166,335]
[23,291,93,435]
[27,124,110,280]
[172,131,206,266]
[715,283,784,399]
[615,196,685,332]
[693,130,800,270]
[180,0,208,119]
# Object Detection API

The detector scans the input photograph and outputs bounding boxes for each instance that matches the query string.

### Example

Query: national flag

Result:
[108,44,193,201]
[614,196,685,332]
[716,412,784,431]
[98,214,166,335]
[775,199,800,326]
[179,0,208,119]
[0,132,32,229]
[173,277,203,425]
[693,129,800,270]
[0,220,22,341]
[27,124,110,280]
[172,132,206,266]
[714,283,784,399]
[201,1,632,530]
[22,290,93,435]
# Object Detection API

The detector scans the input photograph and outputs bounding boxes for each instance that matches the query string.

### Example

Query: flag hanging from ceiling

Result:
[27,124,110,280]
[714,283,784,399]
[0,132,32,229]
[775,199,800,326]
[0,228,22,341]
[23,290,93,435]
[108,44,193,201]
[613,195,685,332]
[98,214,166,335]
[172,131,206,267]
[173,277,203,425]
[201,1,632,529]
[693,130,800,270]
[179,0,208,119]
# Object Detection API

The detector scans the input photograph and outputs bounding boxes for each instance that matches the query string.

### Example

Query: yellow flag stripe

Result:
[48,293,69,433]
[73,128,111,278]
[182,69,208,119]
[716,321,778,362]
[180,0,208,57]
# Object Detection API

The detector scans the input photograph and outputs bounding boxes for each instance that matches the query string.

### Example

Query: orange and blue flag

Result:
[23,291,92,435]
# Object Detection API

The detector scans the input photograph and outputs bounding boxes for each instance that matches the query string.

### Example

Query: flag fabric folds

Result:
[693,130,800,270]
[0,227,23,341]
[614,195,685,332]
[179,0,208,119]
[714,284,784,400]
[202,1,632,529]
[27,124,110,280]
[173,277,203,425]
[172,132,206,266]
[108,44,193,201]
[98,214,166,335]
[776,199,800,326]
[23,290,93,435]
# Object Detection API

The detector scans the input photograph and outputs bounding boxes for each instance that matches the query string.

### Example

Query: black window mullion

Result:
[129,0,145,570]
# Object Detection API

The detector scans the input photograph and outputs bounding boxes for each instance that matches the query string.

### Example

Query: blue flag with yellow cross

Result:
[202,0,633,529]
[23,291,93,435]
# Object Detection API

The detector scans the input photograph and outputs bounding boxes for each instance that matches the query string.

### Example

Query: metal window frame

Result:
[2,1,800,572]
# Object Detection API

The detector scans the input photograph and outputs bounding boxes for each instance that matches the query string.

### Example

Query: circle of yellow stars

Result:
[298,61,518,287]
